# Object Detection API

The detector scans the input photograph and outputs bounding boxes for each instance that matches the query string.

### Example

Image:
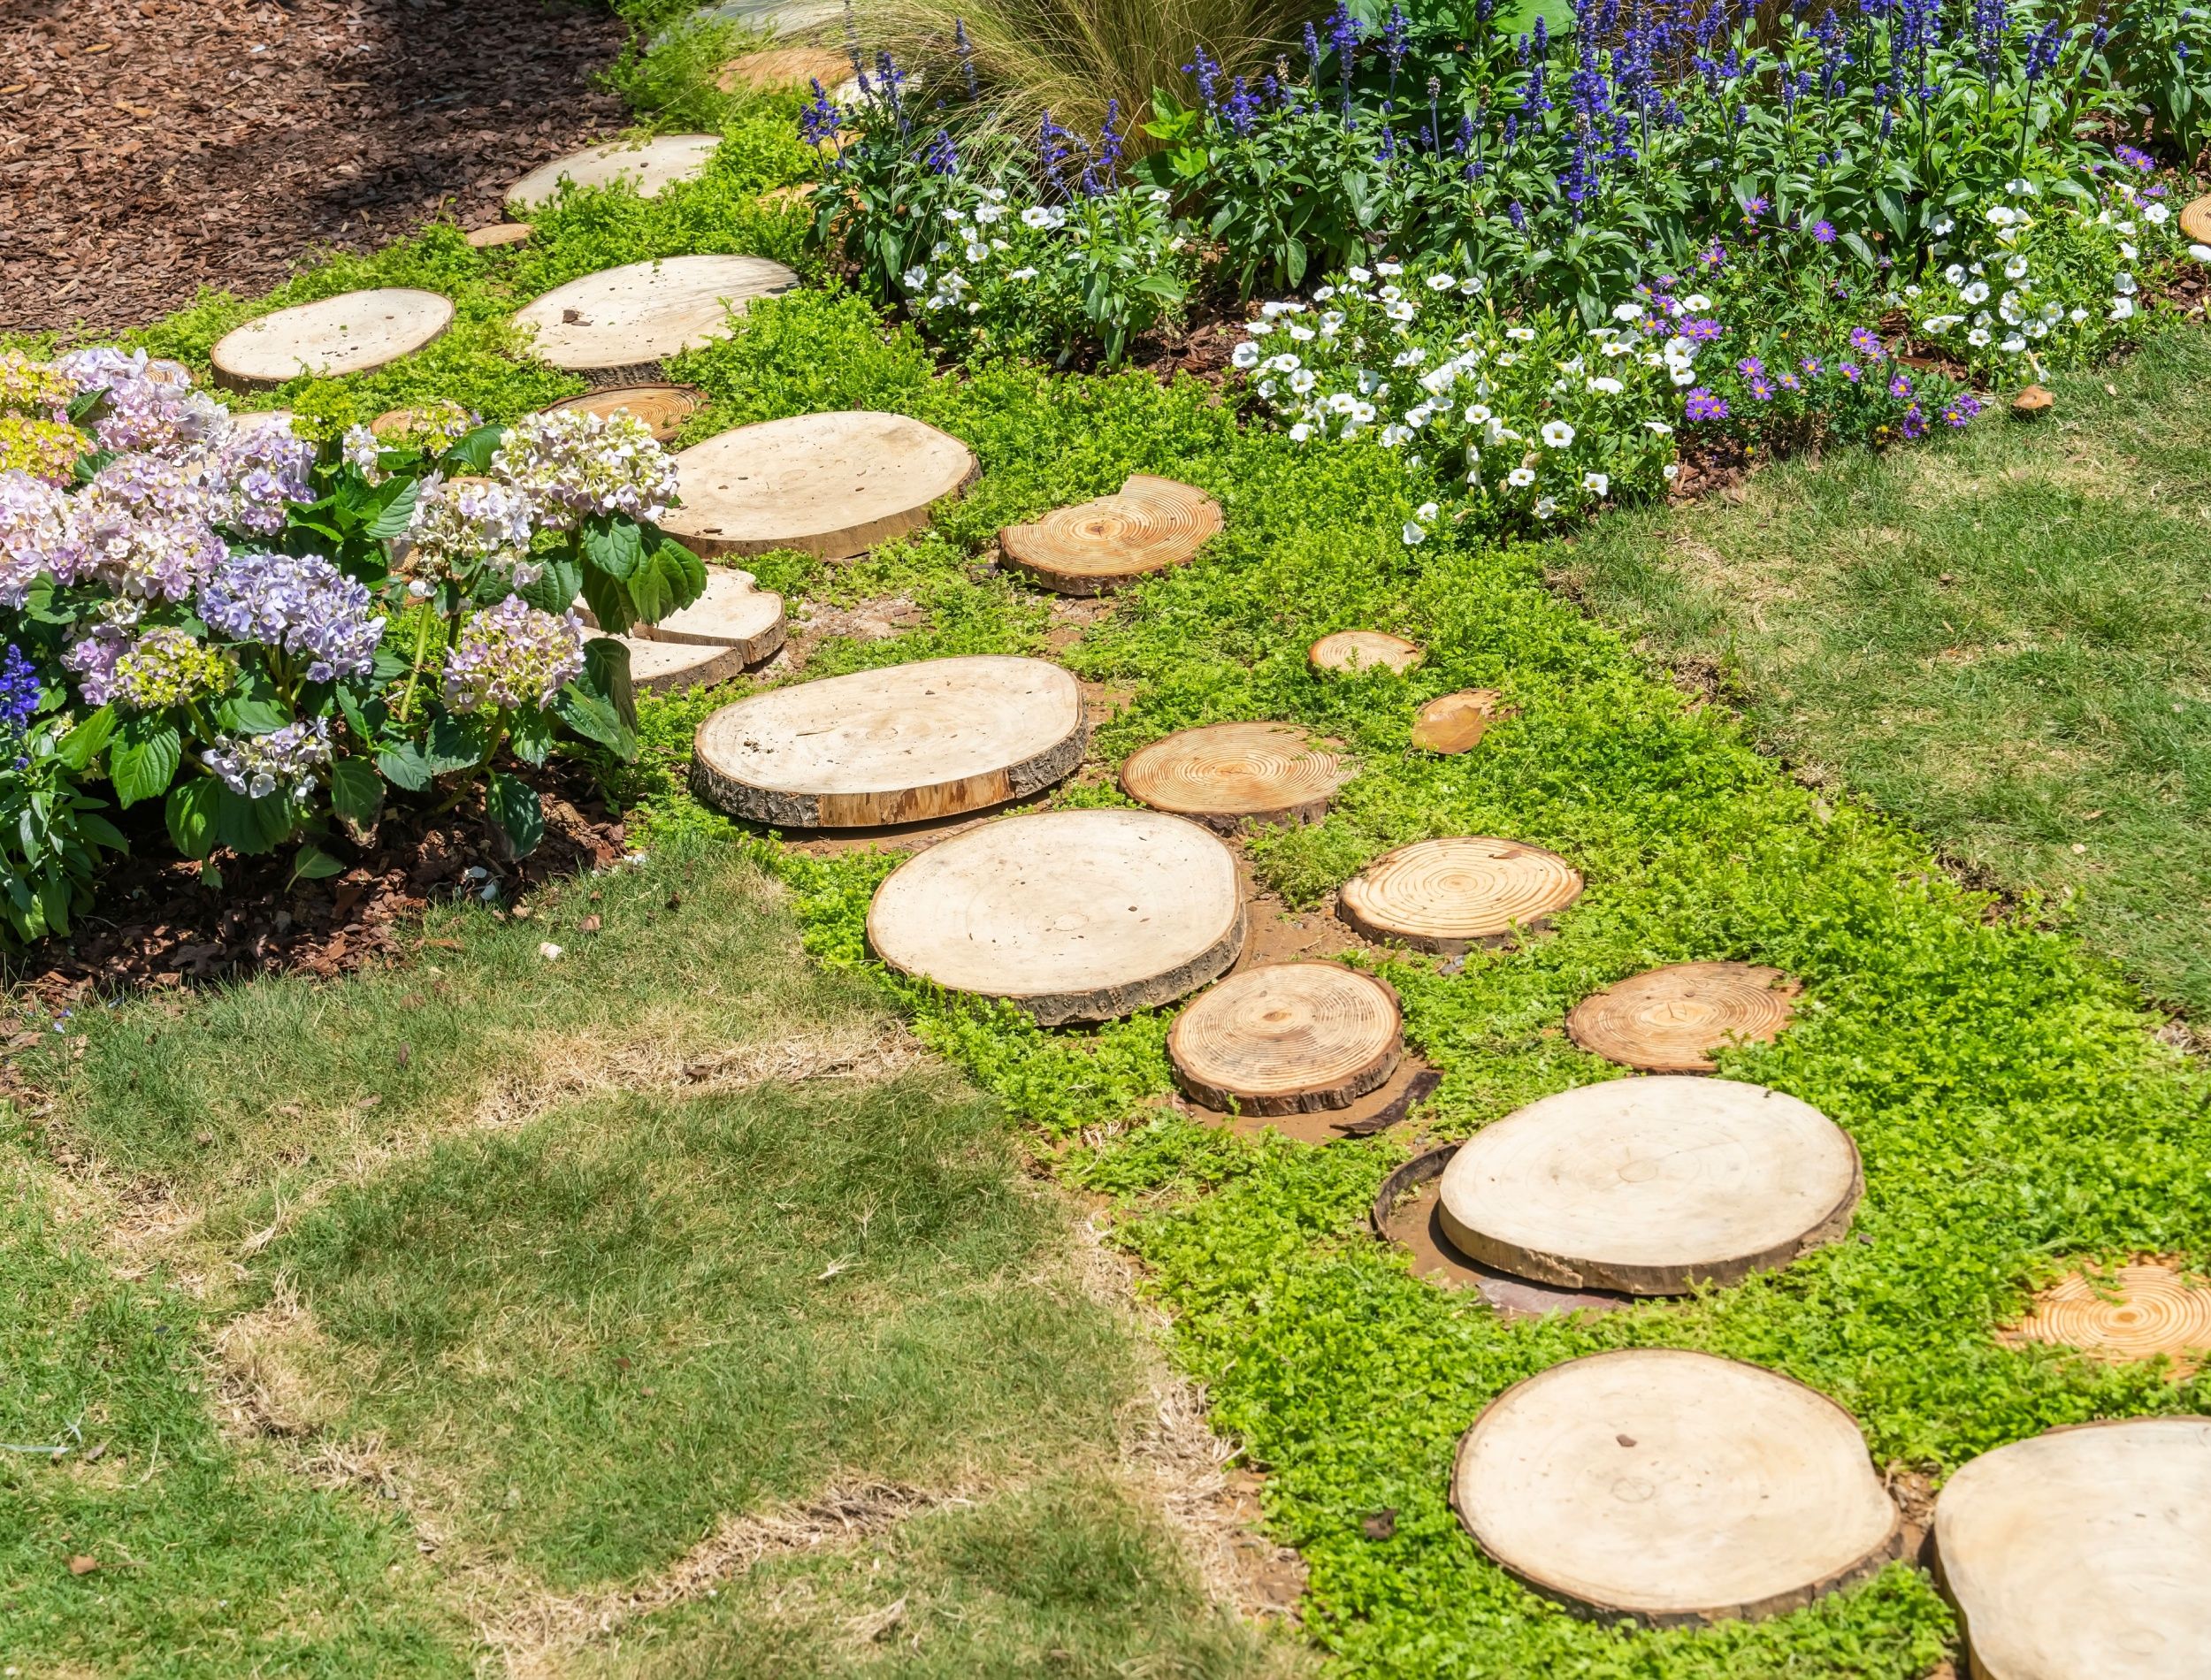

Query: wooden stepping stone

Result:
[1454,1349,1901,1626]
[717,45,853,92]
[617,635,755,695]
[1168,962,1401,1114]
[227,409,300,436]
[1412,690,1501,754]
[513,256,797,375]
[660,411,978,561]
[1337,836,1580,954]
[1437,1076,1861,1294]
[998,476,1222,597]
[541,383,706,444]
[867,809,1245,1026]
[466,222,532,250]
[209,289,454,390]
[1565,961,1800,1074]
[1311,630,1420,676]
[2181,195,2211,246]
[507,135,721,210]
[1936,1418,2211,1679]
[1121,722,1350,833]
[692,655,1082,828]
[637,567,784,661]
[2002,1261,2211,1376]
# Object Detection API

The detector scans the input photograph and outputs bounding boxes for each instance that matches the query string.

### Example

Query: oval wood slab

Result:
[210,289,454,389]
[2004,1263,2211,1375]
[1935,1417,2211,1680]
[1169,962,1401,1114]
[660,411,979,560]
[617,635,755,695]
[1565,962,1800,1073]
[507,134,721,209]
[542,383,706,444]
[1438,1076,1860,1294]
[1311,630,1421,676]
[1121,722,1351,832]
[1338,836,1581,954]
[867,809,1246,1026]
[636,566,784,659]
[465,222,532,250]
[692,655,1083,829]
[1412,689,1502,754]
[2181,195,2211,247]
[514,256,796,373]
[1454,1349,1901,1626]
[717,45,853,92]
[999,475,1222,596]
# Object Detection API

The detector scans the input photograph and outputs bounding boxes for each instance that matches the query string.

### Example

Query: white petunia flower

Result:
[1289,423,1312,441]
[1580,471,1609,496]
[1662,462,1680,479]
[2109,296,2136,321]
[2114,271,2138,295]
[1967,326,1992,346]
[2004,256,2029,279]
[902,265,929,289]
[1540,420,1575,448]
[1944,263,1967,286]
[1683,294,1711,311]
[2069,306,2090,323]
[1021,205,1053,228]
[1506,325,1537,342]
[1415,501,1439,522]
[1231,342,1261,370]
[1587,376,1624,394]
[1961,280,1990,304]
[1506,465,1536,488]
[1377,261,1403,276]
[2145,202,2171,225]
[1346,265,1372,282]
[1643,418,1674,434]
[1465,403,1493,424]
[1611,302,1645,323]
[2000,334,2027,353]
[1534,496,1558,519]
[1009,266,1038,280]
[1402,522,1427,544]
[1426,273,1457,291]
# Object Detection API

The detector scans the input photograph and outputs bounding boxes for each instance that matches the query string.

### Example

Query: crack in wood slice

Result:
[716,45,853,92]
[514,256,797,373]
[1310,630,1422,676]
[466,223,533,250]
[1121,722,1352,832]
[541,384,707,445]
[210,290,454,390]
[2001,1263,2211,1376]
[1454,1349,1901,1627]
[998,476,1222,597]
[1934,1418,2211,1680]
[507,134,722,209]
[2182,195,2211,247]
[866,809,1245,1026]
[1411,690,1503,753]
[1168,962,1401,1114]
[692,655,1083,829]
[1565,962,1800,1073]
[1436,1076,1862,1294]
[1337,836,1580,954]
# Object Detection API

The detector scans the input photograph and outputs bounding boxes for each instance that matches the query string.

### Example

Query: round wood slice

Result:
[507,134,721,210]
[1169,962,1400,1114]
[1454,1349,1901,1626]
[209,289,454,390]
[998,475,1222,597]
[659,411,978,561]
[866,809,1246,1026]
[2005,1263,2211,1373]
[1121,722,1351,832]
[1935,1417,2211,1679]
[541,383,705,445]
[514,256,797,374]
[1565,962,1800,1074]
[1437,1076,1861,1294]
[1337,836,1581,954]
[1311,630,1421,676]
[717,45,853,92]
[617,634,754,694]
[692,655,1083,829]
[226,409,300,437]
[2181,195,2211,247]
[1412,690,1501,754]
[465,222,532,250]
[639,566,784,659]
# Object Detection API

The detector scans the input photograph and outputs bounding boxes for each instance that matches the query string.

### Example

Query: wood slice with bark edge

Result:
[635,567,785,660]
[2182,195,2211,246]
[1310,630,1422,676]
[998,475,1224,597]
[691,655,1083,829]
[660,411,979,561]
[1933,1417,2211,1680]
[1453,1349,1902,1627]
[617,635,756,695]
[1167,962,1402,1114]
[506,134,722,210]
[716,45,853,91]
[1565,961,1801,1073]
[2001,1262,2211,1377]
[1412,690,1503,754]
[512,256,797,373]
[210,289,455,390]
[540,383,707,445]
[865,809,1246,1027]
[1436,1076,1862,1295]
[466,223,532,250]
[1121,722,1352,833]
[1337,836,1582,955]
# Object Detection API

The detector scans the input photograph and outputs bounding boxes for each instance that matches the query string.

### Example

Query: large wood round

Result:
[1566,962,1799,1074]
[1438,1077,1860,1294]
[507,135,721,209]
[513,256,796,374]
[209,289,454,389]
[1168,963,1401,1114]
[866,810,1246,1026]
[1454,1349,1901,1627]
[2180,195,2211,247]
[999,476,1222,597]
[2007,1263,2211,1373]
[1337,836,1580,954]
[639,566,784,661]
[659,412,978,561]
[692,655,1083,829]
[541,383,706,444]
[1935,1418,2211,1679]
[1310,630,1421,676]
[1121,722,1351,833]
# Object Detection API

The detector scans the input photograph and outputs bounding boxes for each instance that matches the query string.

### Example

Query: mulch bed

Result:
[0,0,630,335]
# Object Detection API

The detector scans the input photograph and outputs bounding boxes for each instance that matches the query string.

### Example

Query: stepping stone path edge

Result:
[210,288,455,390]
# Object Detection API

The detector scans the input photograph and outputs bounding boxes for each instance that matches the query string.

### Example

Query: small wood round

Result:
[692,655,1083,829]
[1454,1349,1901,1627]
[1438,1077,1861,1294]
[507,134,721,209]
[540,383,706,445]
[998,475,1222,597]
[867,810,1246,1027]
[2011,384,2054,417]
[1412,690,1500,754]
[465,222,532,250]
[659,411,978,561]
[1935,1417,2211,1680]
[1311,630,1421,676]
[1121,722,1351,833]
[513,256,797,374]
[2181,195,2211,247]
[209,289,454,390]
[2006,1263,2211,1372]
[617,635,754,695]
[716,45,853,92]
[639,567,784,661]
[1337,836,1581,955]
[1565,962,1800,1074]
[1168,963,1401,1114]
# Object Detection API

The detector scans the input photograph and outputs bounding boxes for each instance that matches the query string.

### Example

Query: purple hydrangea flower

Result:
[198,551,386,683]
[443,595,585,713]
[490,410,677,531]
[64,619,132,707]
[1684,387,1730,421]
[203,717,334,802]
[0,470,84,607]
[73,461,228,602]
[56,347,226,458]
[210,426,316,538]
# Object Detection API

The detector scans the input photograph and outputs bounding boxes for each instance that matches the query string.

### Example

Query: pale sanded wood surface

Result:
[1437,1076,1861,1294]
[998,475,1222,596]
[660,411,978,560]
[508,135,721,209]
[692,655,1082,829]
[1310,630,1421,676]
[1121,722,1351,832]
[514,256,797,373]
[1168,962,1401,1114]
[637,567,784,659]
[2182,195,2211,246]
[1411,690,1501,753]
[2003,1263,2211,1376]
[717,45,853,91]
[1565,962,1800,1073]
[866,809,1245,1025]
[618,635,755,695]
[1337,836,1581,954]
[542,383,707,444]
[466,223,533,250]
[210,290,454,389]
[1935,1417,2211,1679]
[228,409,301,437]
[1454,1349,1901,1626]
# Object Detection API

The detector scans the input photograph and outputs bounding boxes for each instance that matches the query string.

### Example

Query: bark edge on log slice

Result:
[618,635,756,695]
[513,256,797,373]
[1121,722,1353,832]
[998,475,1223,597]
[541,384,707,445]
[1311,630,1422,676]
[1412,690,1503,754]
[210,290,455,390]
[2181,195,2211,247]
[1337,836,1581,954]
[507,134,722,209]
[1168,962,1402,1114]
[1565,961,1800,1073]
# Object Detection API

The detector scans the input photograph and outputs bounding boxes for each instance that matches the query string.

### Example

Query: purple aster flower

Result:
[1942,393,1984,426]
[1736,355,1764,378]
[1899,401,1927,439]
[1848,325,1887,360]
[2114,143,2155,172]
[1809,219,1837,243]
[198,551,386,683]
[1888,372,1915,400]
[1778,370,1802,392]
[1840,361,1863,383]
[1800,355,1823,375]
[1678,317,1725,343]
[1684,387,1730,422]
[1748,376,1776,401]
